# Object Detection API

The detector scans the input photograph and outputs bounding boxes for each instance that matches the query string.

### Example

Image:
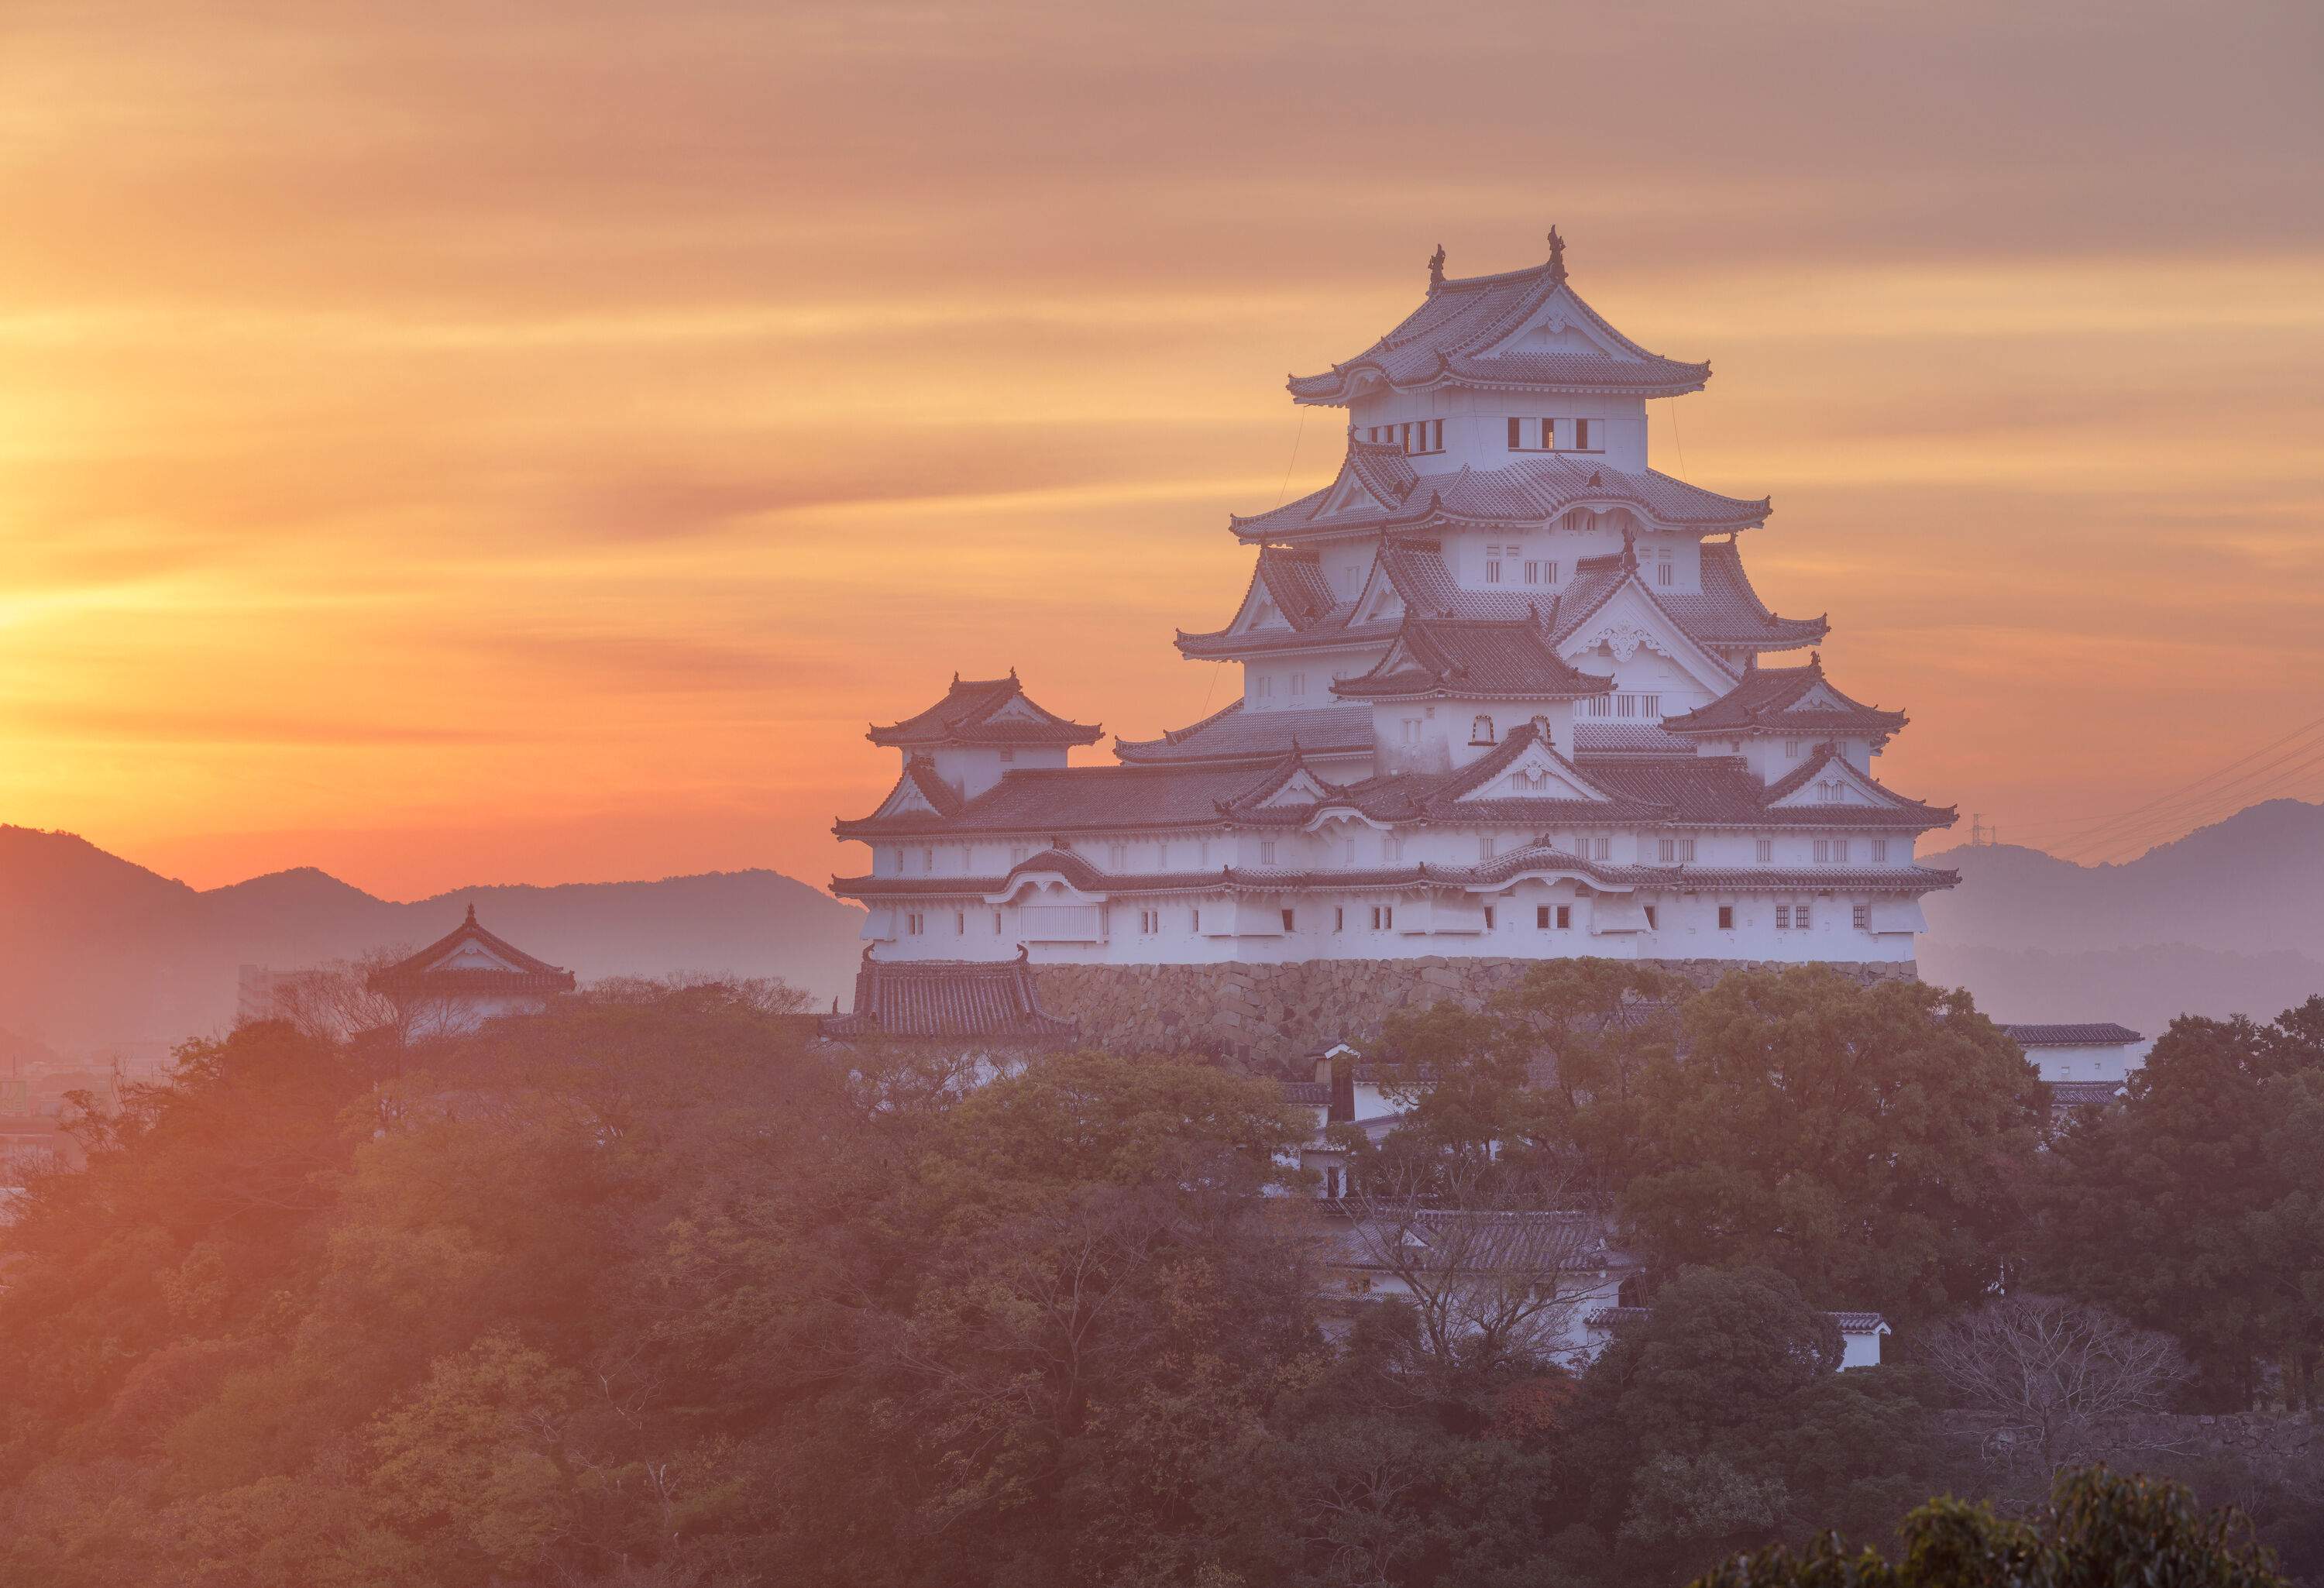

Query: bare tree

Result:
[246,946,452,1046]
[1923,1294,2192,1476]
[1342,1157,1620,1381]
[581,971,813,1016]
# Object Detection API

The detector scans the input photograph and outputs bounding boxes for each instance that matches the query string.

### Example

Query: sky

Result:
[2,0,2321,899]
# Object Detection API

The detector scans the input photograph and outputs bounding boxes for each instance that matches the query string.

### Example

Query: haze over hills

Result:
[2,800,2319,1064]
[1919,798,2324,1034]
[0,827,867,1061]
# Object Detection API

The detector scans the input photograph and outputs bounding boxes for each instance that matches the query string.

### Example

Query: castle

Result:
[829,232,1957,1048]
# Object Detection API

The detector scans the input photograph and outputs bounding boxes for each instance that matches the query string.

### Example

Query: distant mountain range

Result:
[1919,798,2324,1035]
[0,827,867,1061]
[2,799,2317,1063]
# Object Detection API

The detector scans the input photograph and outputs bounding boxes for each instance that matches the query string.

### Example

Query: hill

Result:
[1920,798,2324,1032]
[0,826,866,1059]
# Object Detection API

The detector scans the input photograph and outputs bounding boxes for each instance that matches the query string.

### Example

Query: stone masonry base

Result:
[1027,957,1916,1064]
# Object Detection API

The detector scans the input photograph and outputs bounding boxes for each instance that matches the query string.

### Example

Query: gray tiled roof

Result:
[1287,255,1710,404]
[820,951,1075,1043]
[2006,1023,2144,1047]
[367,905,576,998]
[1334,617,1611,702]
[1662,655,1906,741]
[1115,702,1377,766]
[841,720,1956,841]
[1232,450,1765,542]
[869,673,1102,749]
[2046,1080,2128,1108]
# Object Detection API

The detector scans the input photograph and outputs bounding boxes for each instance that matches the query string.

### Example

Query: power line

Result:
[1994,711,2324,859]
[2051,727,2324,861]
[2051,737,2324,862]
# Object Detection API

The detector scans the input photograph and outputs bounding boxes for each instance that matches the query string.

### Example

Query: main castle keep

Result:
[829,232,1956,1053]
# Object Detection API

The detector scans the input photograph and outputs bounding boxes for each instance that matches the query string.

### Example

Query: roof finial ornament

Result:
[1546,224,1568,284]
[464,901,477,925]
[1426,243,1447,292]
[1810,649,1823,672]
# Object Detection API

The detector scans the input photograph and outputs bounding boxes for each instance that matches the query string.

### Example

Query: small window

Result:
[1192,908,1202,932]
[1574,418,1597,450]
[1334,906,1345,932]
[1718,905,1734,929]
[1797,904,1813,929]
[1256,675,1273,699]
[920,846,934,871]
[1260,839,1277,864]
[1755,838,1773,864]
[1852,903,1872,930]
[1292,672,1308,697]
[1785,740,1801,757]
[1656,562,1674,586]
[992,910,1003,933]
[1524,559,1542,584]
[1483,906,1497,930]
[1556,904,1572,929]
[1281,908,1295,931]
[1341,837,1356,864]
[1486,554,1504,584]
[1472,713,1495,744]
[1677,837,1696,861]
[1640,693,1660,718]
[1401,719,1422,746]
[1872,838,1891,862]
[906,911,924,936]
[1506,416,1522,449]
[1642,906,1657,929]
[1536,904,1552,929]
[1775,904,1791,930]
[954,911,965,933]
[1541,418,1558,449]
[1659,837,1676,863]
[1370,906,1384,930]
[1834,838,1851,864]
[1385,906,1394,930]
[1593,836,1611,860]
[1813,839,1831,863]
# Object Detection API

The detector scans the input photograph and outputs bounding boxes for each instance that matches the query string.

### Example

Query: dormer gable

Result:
[1454,739,1611,803]
[1783,682,1858,715]
[1554,577,1737,696]
[1223,748,1346,815]
[1765,746,1916,811]
[868,758,964,821]
[1479,284,1638,364]
[1439,718,1625,806]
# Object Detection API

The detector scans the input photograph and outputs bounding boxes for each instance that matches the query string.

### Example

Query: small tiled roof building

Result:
[366,904,576,1038]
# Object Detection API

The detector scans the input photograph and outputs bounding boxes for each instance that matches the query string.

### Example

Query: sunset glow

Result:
[5,1,2320,895]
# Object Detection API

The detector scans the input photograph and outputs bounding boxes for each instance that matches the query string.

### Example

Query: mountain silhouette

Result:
[1920,798,2324,1033]
[0,827,867,1061]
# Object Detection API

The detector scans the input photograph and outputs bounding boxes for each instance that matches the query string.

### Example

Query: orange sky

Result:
[4,1,2321,899]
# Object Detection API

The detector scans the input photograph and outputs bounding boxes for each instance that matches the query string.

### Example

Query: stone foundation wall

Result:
[1028,957,1916,1062]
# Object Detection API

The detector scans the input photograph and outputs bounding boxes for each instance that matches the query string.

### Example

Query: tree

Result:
[1692,1466,2288,1588]
[1370,960,1688,1175]
[1921,1295,2189,1481]
[1614,968,2046,1322]
[2036,999,2324,1408]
